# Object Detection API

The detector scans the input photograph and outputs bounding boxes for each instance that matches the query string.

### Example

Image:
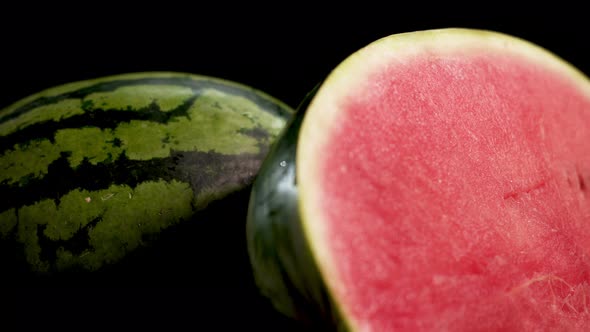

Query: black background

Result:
[3,7,590,112]
[2,5,589,331]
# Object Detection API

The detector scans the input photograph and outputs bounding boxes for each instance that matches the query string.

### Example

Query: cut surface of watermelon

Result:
[298,29,590,331]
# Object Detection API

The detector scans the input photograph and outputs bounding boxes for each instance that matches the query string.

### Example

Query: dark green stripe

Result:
[0,95,197,154]
[0,147,267,215]
[37,215,101,263]
[0,76,292,124]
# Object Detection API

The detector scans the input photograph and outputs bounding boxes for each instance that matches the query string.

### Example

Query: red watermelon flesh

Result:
[298,29,590,331]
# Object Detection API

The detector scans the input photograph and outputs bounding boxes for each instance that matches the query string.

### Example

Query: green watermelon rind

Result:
[0,71,294,275]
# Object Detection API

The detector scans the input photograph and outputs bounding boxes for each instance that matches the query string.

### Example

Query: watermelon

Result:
[0,72,294,281]
[246,28,590,331]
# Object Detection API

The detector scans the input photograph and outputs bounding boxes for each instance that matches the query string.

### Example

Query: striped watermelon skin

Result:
[0,72,294,276]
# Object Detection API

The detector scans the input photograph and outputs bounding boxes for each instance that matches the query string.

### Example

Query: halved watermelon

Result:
[247,28,590,331]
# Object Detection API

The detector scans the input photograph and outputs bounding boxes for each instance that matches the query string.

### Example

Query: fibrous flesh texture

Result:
[299,30,590,331]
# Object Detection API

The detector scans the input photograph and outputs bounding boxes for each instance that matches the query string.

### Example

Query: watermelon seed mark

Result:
[503,180,547,200]
[578,171,586,192]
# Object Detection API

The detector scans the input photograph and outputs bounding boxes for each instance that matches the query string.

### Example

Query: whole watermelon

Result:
[0,72,293,283]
